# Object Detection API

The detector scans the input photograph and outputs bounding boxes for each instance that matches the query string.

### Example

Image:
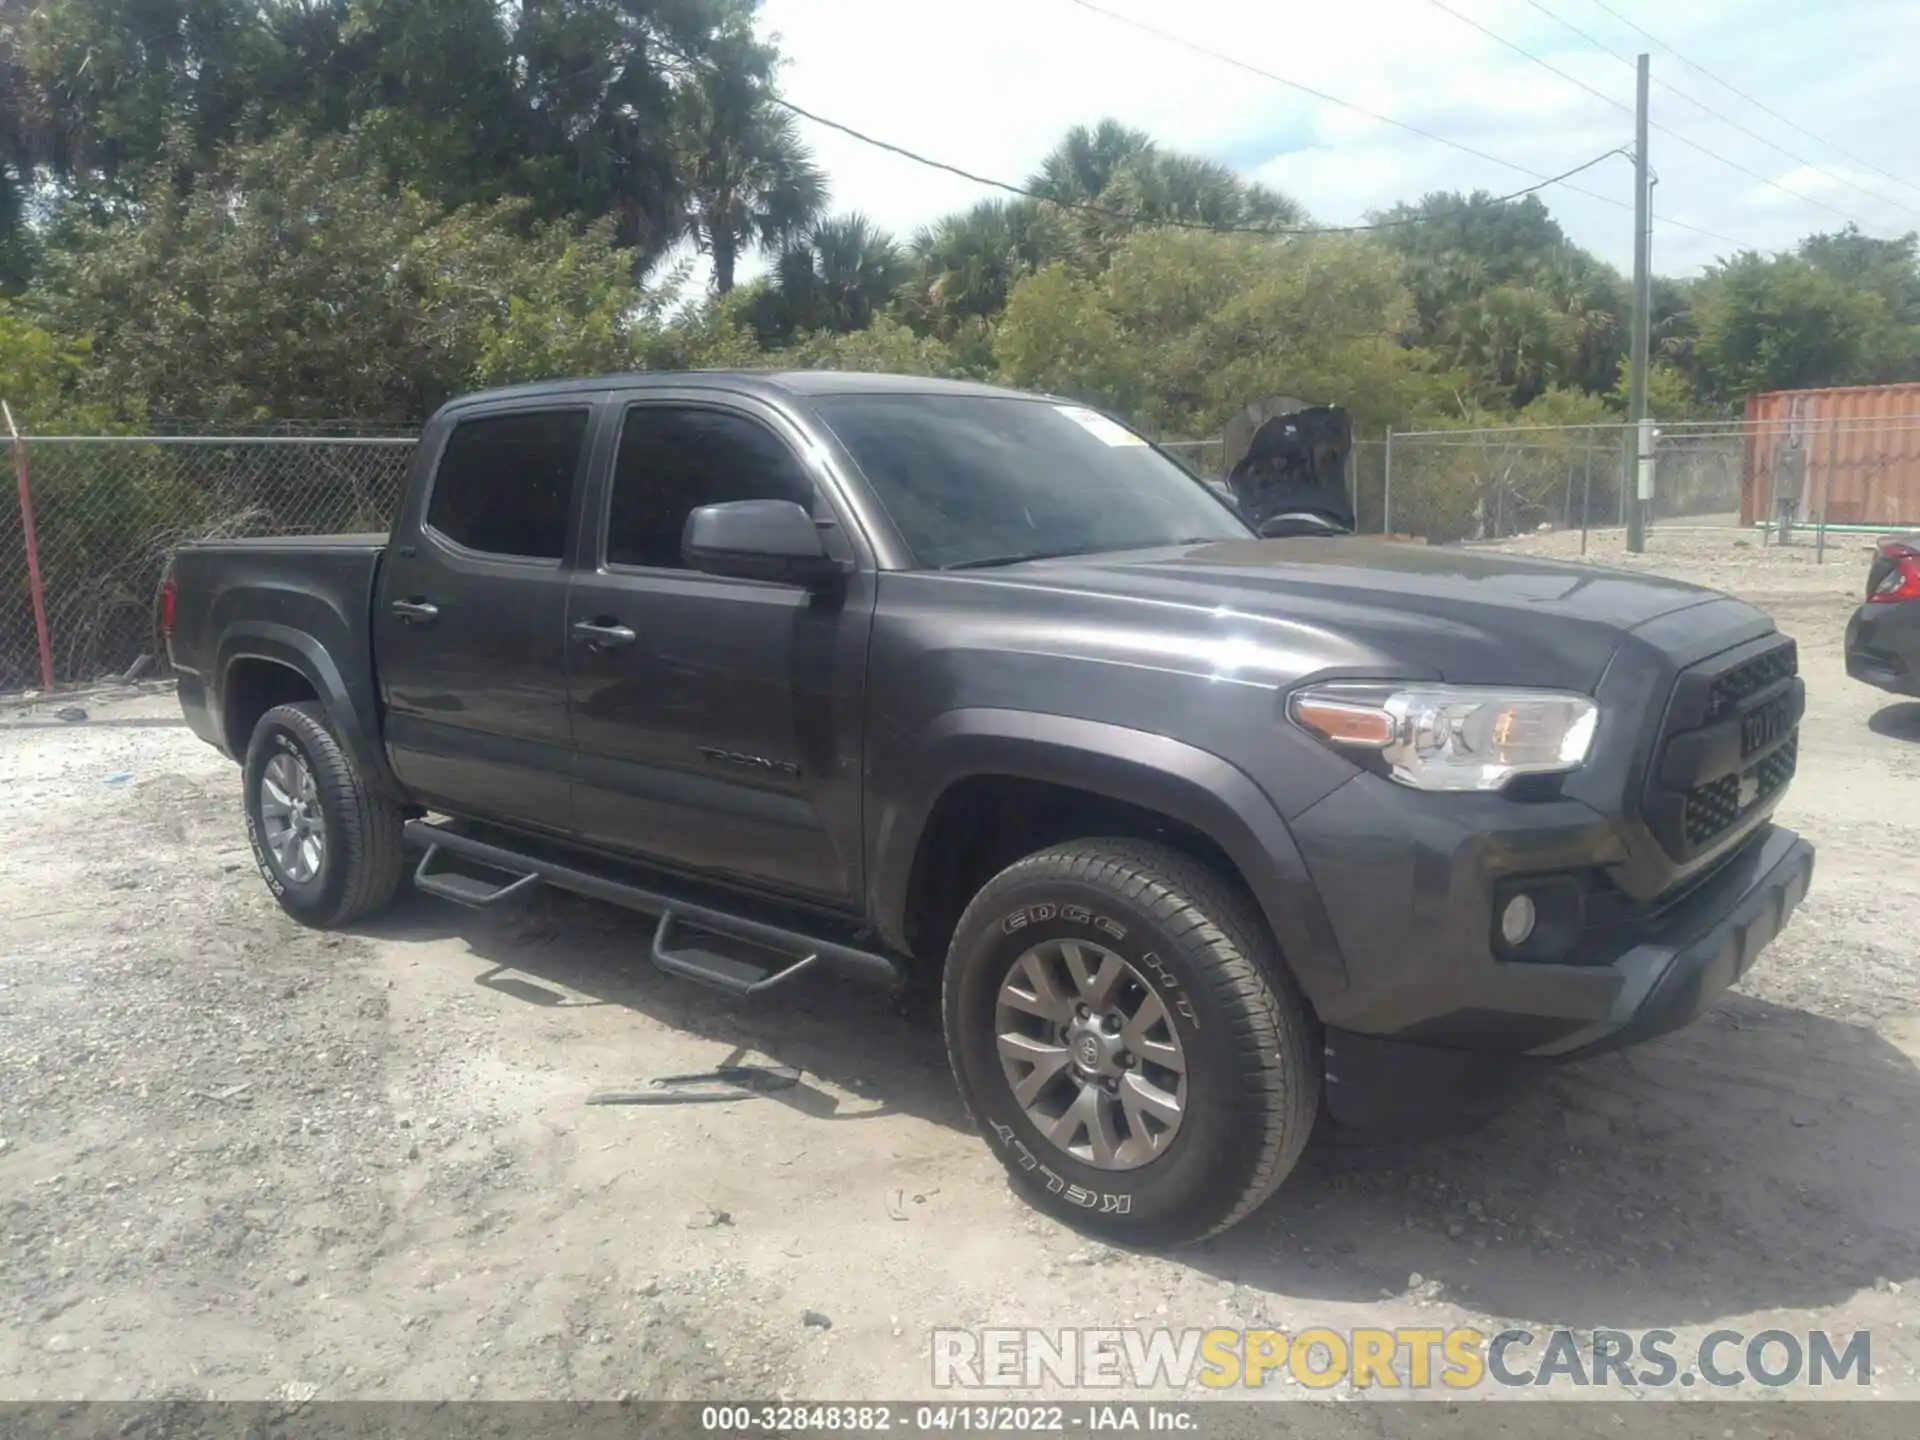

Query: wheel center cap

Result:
[1066,1017,1123,1078]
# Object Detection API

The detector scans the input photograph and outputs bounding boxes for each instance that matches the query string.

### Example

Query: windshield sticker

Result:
[1054,405,1147,447]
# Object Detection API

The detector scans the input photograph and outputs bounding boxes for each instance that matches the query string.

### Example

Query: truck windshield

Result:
[808,392,1251,569]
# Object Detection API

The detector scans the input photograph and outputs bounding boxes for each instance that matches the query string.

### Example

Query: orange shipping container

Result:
[1741,383,1920,528]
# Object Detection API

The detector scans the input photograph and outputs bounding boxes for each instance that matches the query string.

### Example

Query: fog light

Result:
[1500,893,1538,947]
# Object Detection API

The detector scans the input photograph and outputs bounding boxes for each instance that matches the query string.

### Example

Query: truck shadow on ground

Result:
[361,885,1920,1330]
[1868,701,1920,741]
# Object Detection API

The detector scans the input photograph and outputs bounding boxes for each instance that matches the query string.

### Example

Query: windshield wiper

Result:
[943,536,1234,570]
[942,544,1115,571]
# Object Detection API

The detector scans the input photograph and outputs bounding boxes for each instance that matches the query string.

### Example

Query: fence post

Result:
[1345,430,1357,516]
[1617,425,1628,529]
[4,401,55,694]
[1816,416,1838,564]
[1382,426,1394,536]
[1580,434,1594,556]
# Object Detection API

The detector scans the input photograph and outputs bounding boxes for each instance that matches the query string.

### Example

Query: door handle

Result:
[390,599,440,623]
[572,619,637,648]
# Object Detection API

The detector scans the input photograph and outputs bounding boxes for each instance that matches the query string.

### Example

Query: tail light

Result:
[1870,539,1920,604]
[158,570,178,638]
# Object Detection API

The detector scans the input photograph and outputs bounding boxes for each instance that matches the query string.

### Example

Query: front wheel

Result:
[943,839,1319,1246]
[242,701,405,929]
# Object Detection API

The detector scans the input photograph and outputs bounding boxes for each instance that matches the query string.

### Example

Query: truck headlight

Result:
[1289,683,1598,793]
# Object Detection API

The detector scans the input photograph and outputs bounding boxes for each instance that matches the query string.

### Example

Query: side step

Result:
[413,843,545,908]
[402,819,901,994]
[650,912,821,997]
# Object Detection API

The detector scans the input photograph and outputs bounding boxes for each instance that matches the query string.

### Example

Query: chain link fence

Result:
[1375,416,1920,550]
[10,413,1918,694]
[1156,416,1920,550]
[4,434,414,693]
[1377,426,1634,546]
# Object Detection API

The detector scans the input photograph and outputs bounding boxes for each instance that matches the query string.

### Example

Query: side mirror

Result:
[682,499,849,588]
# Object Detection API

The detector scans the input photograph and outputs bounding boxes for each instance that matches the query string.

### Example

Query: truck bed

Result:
[164,534,388,765]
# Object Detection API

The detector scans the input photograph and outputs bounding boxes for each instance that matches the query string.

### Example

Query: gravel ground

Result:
[3,525,1919,1408]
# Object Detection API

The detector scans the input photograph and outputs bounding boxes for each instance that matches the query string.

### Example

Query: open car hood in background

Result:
[1220,398,1355,536]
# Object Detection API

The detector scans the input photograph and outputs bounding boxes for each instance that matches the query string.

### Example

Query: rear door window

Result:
[425,409,590,560]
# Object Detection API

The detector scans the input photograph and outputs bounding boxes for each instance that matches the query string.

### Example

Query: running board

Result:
[413,844,544,908]
[401,819,901,992]
[651,912,821,997]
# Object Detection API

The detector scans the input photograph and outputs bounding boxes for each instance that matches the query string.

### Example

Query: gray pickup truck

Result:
[160,371,1814,1245]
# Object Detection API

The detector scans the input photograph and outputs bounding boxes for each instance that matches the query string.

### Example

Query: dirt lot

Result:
[3,524,1919,1407]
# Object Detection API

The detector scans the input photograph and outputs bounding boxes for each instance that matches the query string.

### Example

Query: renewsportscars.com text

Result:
[932,1326,1872,1392]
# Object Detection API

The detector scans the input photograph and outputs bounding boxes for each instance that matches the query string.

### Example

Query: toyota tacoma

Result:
[159,372,1815,1245]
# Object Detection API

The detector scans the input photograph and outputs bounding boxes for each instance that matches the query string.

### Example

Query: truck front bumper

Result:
[1287,774,1814,1126]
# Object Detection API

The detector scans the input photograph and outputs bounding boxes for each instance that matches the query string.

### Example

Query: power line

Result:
[1057,0,1635,216]
[1422,0,1632,116]
[1579,0,1920,198]
[1649,213,1749,252]
[1420,0,1870,228]
[1058,0,1757,250]
[1517,0,1920,220]
[771,96,1627,237]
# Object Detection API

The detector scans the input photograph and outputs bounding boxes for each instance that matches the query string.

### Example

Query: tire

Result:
[242,701,406,929]
[942,839,1319,1247]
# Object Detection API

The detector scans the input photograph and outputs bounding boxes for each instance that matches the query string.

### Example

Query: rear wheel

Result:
[943,839,1318,1246]
[242,701,405,928]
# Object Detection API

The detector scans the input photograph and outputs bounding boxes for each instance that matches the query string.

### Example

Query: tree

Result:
[1,19,38,288]
[771,314,964,377]
[1448,282,1579,408]
[5,0,789,272]
[995,262,1142,416]
[9,0,270,189]
[997,229,1444,440]
[1606,355,1700,420]
[1029,120,1154,206]
[905,198,1074,337]
[674,18,826,294]
[767,213,904,335]
[1024,120,1307,269]
[1378,190,1627,406]
[29,129,649,425]
[0,301,118,429]
[1799,225,1920,325]
[636,284,768,371]
[1689,251,1889,404]
[1798,224,1920,382]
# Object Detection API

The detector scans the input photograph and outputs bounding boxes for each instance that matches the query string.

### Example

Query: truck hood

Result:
[984,536,1736,691]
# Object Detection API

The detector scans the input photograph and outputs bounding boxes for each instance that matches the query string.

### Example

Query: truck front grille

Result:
[1645,636,1801,862]
[1704,640,1798,721]
[1682,735,1798,849]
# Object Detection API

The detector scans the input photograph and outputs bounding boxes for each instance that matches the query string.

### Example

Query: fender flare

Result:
[215,623,399,796]
[868,708,1348,1011]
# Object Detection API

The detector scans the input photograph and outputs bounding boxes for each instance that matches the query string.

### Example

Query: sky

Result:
[740,0,1920,284]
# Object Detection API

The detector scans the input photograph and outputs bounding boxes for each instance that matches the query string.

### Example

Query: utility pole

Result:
[1626,52,1652,555]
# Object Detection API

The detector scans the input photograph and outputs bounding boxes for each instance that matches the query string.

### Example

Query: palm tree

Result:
[1107,153,1237,226]
[773,213,905,333]
[1241,182,1307,230]
[677,68,827,294]
[908,198,1074,334]
[1029,120,1154,205]
[804,213,906,332]
[1029,126,1307,263]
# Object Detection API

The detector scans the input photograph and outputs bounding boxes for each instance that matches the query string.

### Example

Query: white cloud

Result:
[746,0,1920,282]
